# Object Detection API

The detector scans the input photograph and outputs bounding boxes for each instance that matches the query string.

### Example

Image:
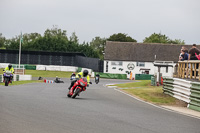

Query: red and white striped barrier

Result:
[44,79,54,83]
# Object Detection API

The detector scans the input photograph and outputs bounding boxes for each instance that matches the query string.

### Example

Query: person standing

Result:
[188,44,200,76]
[179,50,188,61]
[188,44,199,60]
[182,46,188,53]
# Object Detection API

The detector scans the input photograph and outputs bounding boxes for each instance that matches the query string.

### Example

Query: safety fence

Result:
[0,49,103,72]
[163,77,200,112]
[0,63,79,72]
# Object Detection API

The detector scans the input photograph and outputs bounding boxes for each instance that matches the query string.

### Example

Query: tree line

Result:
[0,26,185,60]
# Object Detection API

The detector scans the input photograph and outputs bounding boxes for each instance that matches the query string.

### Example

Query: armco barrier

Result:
[188,82,200,112]
[163,77,200,112]
[95,72,127,79]
[163,77,174,97]
[25,65,36,70]
[12,64,36,70]
[36,65,78,72]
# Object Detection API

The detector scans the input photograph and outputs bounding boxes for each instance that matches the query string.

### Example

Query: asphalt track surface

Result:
[0,78,200,133]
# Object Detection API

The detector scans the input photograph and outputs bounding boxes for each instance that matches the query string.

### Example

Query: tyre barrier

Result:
[163,77,200,112]
[44,79,54,83]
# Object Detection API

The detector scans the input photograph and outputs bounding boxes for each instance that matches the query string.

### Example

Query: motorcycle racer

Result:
[3,64,14,82]
[68,70,90,90]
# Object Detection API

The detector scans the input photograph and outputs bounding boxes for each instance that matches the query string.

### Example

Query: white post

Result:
[157,72,159,82]
[19,32,22,68]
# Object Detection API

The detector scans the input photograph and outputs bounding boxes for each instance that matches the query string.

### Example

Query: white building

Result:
[103,41,192,79]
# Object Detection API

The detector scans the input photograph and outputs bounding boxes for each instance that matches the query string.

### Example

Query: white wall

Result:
[36,65,78,72]
[104,60,176,78]
[0,63,9,68]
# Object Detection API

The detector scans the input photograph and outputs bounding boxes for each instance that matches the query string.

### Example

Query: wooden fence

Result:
[178,60,200,80]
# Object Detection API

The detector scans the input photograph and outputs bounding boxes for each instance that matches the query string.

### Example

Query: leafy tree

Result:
[78,42,99,58]
[143,33,170,44]
[0,33,6,48]
[143,33,185,44]
[2,27,140,58]
[169,39,185,45]
[21,33,42,50]
[69,32,79,44]
[90,36,106,60]
[37,27,69,52]
[5,35,20,50]
[107,33,137,42]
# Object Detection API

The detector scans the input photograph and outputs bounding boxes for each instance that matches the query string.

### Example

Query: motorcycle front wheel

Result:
[5,78,9,86]
[71,88,80,99]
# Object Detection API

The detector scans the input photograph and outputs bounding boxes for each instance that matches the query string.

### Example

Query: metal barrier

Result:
[188,82,200,111]
[163,77,200,112]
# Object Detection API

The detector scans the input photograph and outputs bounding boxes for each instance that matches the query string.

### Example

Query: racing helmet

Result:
[8,64,12,69]
[83,70,88,77]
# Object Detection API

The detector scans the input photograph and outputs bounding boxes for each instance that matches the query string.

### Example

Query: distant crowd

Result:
[179,44,200,61]
[179,44,200,77]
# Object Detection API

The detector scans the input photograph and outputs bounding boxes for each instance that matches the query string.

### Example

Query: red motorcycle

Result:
[67,77,89,98]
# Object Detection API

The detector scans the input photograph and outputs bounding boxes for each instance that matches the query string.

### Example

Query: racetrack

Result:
[0,78,200,133]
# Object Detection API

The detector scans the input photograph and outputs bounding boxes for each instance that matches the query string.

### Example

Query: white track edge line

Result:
[114,88,200,120]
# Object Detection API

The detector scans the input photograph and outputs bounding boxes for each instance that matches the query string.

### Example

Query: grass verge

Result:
[25,70,74,78]
[0,80,43,86]
[0,69,73,86]
[112,80,186,106]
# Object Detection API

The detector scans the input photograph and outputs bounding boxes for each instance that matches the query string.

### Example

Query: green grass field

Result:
[25,70,74,78]
[0,68,74,78]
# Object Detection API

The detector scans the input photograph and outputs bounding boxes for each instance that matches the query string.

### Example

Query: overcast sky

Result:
[0,0,199,44]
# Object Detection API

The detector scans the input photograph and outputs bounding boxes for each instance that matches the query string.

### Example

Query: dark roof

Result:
[104,41,199,63]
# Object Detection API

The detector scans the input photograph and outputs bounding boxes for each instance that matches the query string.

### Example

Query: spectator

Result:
[179,46,188,59]
[188,44,200,76]
[179,50,188,61]
[182,46,188,53]
[188,44,200,60]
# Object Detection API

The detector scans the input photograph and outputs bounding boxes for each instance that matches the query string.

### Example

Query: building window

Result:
[111,61,123,66]
[136,62,145,67]
[166,67,168,73]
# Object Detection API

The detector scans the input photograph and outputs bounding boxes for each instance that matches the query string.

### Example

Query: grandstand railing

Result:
[178,60,200,80]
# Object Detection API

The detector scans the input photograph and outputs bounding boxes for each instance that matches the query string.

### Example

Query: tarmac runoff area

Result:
[106,85,200,119]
